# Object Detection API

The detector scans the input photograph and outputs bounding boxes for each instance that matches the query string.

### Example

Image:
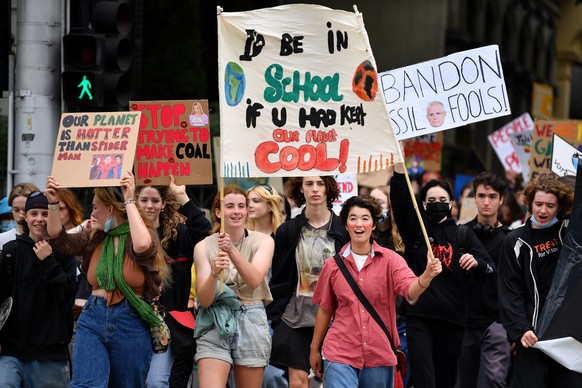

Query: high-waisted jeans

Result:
[72,295,152,388]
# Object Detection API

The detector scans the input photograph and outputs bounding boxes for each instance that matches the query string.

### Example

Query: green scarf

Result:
[95,223,161,327]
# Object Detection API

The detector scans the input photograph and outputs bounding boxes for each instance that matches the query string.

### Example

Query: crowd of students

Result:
[0,163,580,388]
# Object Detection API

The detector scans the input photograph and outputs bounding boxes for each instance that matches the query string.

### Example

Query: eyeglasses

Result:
[427,112,444,118]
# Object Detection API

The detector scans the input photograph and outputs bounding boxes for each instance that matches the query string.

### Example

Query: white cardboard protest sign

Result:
[380,45,511,140]
[488,113,534,173]
[217,4,402,178]
[509,130,533,182]
[551,134,582,177]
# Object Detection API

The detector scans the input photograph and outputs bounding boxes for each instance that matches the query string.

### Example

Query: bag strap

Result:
[333,253,398,355]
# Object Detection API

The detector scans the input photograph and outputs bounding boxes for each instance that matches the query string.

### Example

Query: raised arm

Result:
[121,171,152,254]
[45,176,63,238]
[170,175,212,246]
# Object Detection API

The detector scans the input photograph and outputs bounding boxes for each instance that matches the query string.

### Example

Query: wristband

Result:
[49,201,60,205]
[124,199,136,205]
[417,277,428,289]
[48,203,60,211]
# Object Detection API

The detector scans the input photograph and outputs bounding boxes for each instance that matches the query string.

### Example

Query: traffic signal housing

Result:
[62,1,133,110]
[62,33,104,106]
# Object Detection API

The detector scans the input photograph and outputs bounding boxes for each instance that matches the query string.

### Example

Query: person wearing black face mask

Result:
[424,201,452,222]
[390,162,493,388]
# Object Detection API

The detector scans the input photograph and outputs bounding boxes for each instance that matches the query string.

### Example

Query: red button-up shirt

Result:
[312,241,417,369]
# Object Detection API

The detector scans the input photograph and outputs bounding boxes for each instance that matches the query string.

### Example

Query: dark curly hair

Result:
[473,172,506,196]
[289,176,340,209]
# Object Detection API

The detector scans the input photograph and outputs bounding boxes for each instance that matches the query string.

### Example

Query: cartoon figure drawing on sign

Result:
[114,155,123,179]
[100,155,116,180]
[426,101,447,128]
[189,102,209,127]
[90,156,101,180]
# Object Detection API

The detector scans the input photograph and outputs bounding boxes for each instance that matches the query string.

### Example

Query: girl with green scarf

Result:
[45,171,169,387]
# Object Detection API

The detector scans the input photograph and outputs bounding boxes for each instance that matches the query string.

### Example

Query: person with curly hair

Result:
[267,176,348,388]
[137,175,212,388]
[498,173,581,387]
[45,172,170,387]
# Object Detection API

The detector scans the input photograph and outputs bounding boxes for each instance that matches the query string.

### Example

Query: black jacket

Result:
[498,219,568,343]
[465,218,510,328]
[0,234,77,361]
[159,200,211,312]
[390,172,493,326]
[266,209,348,322]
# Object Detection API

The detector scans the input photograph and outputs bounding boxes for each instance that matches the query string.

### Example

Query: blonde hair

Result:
[246,184,284,235]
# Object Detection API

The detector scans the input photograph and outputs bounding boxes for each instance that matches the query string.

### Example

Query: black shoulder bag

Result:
[333,253,407,376]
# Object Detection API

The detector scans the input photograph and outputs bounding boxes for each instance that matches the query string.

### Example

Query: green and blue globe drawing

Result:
[225,62,245,106]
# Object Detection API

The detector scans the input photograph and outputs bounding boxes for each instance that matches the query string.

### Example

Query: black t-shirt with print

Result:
[530,223,561,313]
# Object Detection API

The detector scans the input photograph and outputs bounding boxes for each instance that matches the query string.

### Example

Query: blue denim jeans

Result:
[146,346,175,387]
[72,295,152,387]
[0,355,70,388]
[323,360,394,388]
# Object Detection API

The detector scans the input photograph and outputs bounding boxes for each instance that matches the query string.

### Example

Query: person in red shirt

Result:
[309,196,442,387]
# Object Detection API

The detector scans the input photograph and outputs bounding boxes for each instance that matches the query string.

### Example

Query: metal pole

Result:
[6,54,14,193]
[13,0,62,188]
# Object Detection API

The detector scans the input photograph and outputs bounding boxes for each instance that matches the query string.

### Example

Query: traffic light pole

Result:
[12,0,62,189]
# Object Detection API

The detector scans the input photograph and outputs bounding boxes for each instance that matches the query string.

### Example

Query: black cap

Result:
[25,192,48,212]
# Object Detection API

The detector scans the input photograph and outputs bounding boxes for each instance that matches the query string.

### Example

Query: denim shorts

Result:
[195,302,271,367]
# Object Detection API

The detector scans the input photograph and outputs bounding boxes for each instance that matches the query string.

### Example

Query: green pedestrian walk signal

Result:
[78,75,94,101]
[62,70,102,107]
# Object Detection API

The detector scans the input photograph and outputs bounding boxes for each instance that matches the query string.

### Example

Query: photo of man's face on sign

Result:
[426,101,446,128]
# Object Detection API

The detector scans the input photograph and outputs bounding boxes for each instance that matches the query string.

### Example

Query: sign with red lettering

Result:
[51,112,141,187]
[530,120,582,180]
[403,133,444,174]
[380,45,511,140]
[332,174,358,215]
[217,4,402,178]
[130,100,213,186]
[488,113,534,173]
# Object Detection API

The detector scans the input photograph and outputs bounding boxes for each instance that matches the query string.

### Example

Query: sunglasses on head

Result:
[29,191,45,198]
[112,187,124,203]
[257,184,273,195]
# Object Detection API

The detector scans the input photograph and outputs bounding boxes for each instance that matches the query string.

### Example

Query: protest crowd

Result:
[1,163,580,388]
[2,4,582,388]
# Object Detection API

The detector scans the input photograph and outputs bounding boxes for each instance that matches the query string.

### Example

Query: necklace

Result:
[352,249,371,255]
[232,229,248,250]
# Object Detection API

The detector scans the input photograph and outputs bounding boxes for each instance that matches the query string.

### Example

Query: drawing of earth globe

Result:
[225,62,245,106]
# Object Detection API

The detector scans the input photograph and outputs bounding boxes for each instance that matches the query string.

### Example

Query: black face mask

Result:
[425,202,450,222]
